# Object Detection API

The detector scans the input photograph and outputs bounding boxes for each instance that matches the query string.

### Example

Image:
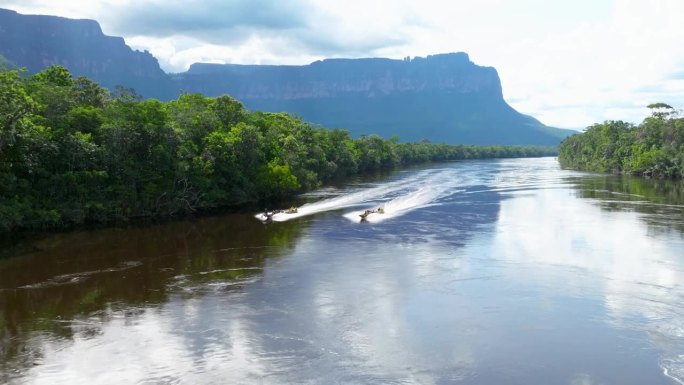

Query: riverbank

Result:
[558,104,683,178]
[1,66,556,234]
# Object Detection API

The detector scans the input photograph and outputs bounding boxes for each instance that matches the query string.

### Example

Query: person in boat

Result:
[359,209,373,219]
[377,208,384,214]
[287,206,298,214]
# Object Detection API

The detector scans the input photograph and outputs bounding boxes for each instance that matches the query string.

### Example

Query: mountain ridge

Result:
[0,8,175,98]
[179,53,502,99]
[0,7,574,145]
[174,53,573,145]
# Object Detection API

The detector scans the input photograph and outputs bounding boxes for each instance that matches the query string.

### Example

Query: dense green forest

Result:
[0,66,555,233]
[558,103,684,178]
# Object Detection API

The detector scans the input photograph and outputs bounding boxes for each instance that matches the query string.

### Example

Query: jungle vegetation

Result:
[1,66,556,233]
[558,103,684,178]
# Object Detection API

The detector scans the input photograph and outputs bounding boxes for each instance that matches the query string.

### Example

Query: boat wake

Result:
[343,183,463,223]
[255,168,464,223]
[343,170,465,223]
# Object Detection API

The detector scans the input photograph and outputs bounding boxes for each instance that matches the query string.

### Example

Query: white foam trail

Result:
[344,186,454,223]
[662,357,684,385]
[254,170,438,222]
[343,168,466,223]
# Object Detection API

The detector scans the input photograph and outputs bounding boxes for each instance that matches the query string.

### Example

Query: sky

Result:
[4,0,684,129]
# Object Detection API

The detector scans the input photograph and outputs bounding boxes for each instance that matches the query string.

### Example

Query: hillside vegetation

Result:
[1,66,555,233]
[558,103,684,178]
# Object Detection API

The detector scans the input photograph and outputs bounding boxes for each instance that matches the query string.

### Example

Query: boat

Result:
[359,208,385,221]
[260,206,298,222]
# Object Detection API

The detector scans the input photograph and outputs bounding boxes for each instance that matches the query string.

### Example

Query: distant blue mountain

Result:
[176,55,575,145]
[0,8,574,145]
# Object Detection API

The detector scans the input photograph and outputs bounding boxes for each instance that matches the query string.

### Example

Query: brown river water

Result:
[1,157,683,384]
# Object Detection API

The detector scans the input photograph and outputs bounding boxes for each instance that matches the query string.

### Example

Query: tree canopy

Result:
[558,105,684,178]
[0,66,556,233]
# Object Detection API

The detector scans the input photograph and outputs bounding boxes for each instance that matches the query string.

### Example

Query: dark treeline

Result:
[1,66,555,233]
[558,103,684,178]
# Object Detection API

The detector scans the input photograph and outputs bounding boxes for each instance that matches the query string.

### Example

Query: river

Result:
[1,157,683,384]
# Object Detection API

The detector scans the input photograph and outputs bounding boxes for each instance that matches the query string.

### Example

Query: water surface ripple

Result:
[1,157,683,384]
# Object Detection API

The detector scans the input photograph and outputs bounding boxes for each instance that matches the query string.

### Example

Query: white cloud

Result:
[2,0,131,24]
[486,0,684,127]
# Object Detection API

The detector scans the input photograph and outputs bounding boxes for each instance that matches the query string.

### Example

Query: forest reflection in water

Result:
[0,213,308,378]
[573,174,684,234]
[1,158,683,384]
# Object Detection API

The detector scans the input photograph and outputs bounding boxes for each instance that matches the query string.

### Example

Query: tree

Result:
[72,76,109,108]
[647,102,675,120]
[30,65,73,87]
[168,93,217,146]
[0,70,35,154]
[559,104,683,178]
[212,95,245,129]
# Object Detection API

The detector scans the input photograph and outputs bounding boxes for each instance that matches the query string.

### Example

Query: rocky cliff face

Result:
[176,54,573,145]
[181,53,502,100]
[0,8,175,99]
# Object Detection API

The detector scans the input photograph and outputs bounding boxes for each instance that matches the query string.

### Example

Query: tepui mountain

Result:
[0,8,575,145]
